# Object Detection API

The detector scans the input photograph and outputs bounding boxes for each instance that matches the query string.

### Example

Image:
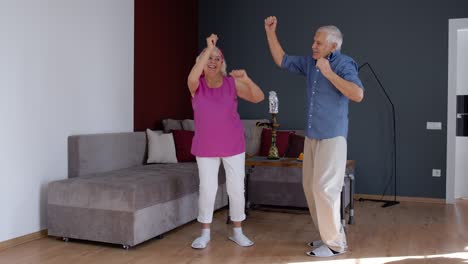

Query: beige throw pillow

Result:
[146,129,178,163]
[242,119,269,156]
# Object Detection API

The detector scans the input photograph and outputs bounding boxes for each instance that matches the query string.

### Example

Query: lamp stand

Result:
[357,63,399,208]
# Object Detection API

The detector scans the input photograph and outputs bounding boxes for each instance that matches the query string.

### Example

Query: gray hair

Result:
[196,47,227,76]
[317,25,343,50]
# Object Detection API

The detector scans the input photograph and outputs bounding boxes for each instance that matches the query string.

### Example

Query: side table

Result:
[237,157,356,226]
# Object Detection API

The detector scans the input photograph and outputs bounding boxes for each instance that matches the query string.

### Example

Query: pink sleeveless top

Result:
[191,76,245,157]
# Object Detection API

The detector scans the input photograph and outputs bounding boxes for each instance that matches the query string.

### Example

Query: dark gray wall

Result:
[199,0,468,198]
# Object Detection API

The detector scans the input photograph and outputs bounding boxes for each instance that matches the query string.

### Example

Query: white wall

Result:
[455,29,468,199]
[0,0,134,242]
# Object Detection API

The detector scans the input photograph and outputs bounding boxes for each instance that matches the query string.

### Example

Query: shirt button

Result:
[316,69,319,72]
[314,81,317,83]
[309,126,311,128]
[312,92,315,94]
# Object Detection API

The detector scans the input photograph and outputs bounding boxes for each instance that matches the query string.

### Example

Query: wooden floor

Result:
[1,200,468,264]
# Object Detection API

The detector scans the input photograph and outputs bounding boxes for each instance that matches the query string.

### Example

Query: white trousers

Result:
[196,152,246,223]
[302,136,348,252]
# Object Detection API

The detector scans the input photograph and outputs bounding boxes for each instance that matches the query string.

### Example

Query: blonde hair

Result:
[196,47,227,76]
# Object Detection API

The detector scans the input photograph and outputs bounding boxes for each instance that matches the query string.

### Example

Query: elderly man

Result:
[264,16,364,257]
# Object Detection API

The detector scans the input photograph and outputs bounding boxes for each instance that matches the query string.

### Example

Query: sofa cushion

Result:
[48,163,226,212]
[259,129,294,157]
[162,119,183,133]
[146,129,178,164]
[68,132,147,178]
[182,119,195,131]
[242,119,269,156]
[172,130,196,162]
[285,134,305,158]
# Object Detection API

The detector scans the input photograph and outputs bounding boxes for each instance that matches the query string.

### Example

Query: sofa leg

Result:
[122,244,130,250]
[156,234,164,239]
[62,237,69,242]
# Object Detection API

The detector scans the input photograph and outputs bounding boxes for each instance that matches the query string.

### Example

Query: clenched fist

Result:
[206,34,218,49]
[229,69,250,83]
[316,58,333,77]
[264,16,277,33]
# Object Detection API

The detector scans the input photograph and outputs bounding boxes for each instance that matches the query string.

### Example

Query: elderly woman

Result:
[187,33,264,249]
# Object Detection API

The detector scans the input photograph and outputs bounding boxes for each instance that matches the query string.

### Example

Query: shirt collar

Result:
[327,50,340,62]
[313,50,341,63]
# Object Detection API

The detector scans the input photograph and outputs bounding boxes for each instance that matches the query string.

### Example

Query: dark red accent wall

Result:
[134,0,198,131]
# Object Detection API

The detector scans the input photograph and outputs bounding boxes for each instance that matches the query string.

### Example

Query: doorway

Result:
[447,18,468,203]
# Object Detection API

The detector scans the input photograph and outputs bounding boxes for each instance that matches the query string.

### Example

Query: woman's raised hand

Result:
[230,69,250,83]
[206,34,218,49]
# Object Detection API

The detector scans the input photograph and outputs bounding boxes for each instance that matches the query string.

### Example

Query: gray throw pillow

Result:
[162,119,183,133]
[146,129,178,163]
[182,119,195,131]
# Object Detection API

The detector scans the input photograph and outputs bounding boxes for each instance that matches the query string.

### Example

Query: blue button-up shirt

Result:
[281,51,363,140]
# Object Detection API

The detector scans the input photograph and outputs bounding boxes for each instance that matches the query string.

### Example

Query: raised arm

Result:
[187,34,217,96]
[230,70,264,103]
[264,16,286,67]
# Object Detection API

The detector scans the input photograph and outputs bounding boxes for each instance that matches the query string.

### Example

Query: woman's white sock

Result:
[229,227,254,247]
[191,228,210,249]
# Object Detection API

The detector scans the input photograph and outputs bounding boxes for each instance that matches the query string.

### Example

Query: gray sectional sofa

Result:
[47,132,228,248]
[47,120,267,248]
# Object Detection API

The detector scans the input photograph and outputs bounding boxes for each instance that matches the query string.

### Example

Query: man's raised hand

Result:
[264,16,277,33]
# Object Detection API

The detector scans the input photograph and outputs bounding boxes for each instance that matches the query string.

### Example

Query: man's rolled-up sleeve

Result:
[339,60,364,90]
[281,54,308,76]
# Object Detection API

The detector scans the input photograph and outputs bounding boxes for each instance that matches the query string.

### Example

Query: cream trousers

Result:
[303,136,348,252]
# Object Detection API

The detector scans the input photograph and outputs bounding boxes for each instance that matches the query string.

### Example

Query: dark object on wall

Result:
[358,63,399,208]
[457,95,468,137]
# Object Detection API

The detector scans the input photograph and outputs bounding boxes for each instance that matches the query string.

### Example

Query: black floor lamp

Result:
[357,63,399,208]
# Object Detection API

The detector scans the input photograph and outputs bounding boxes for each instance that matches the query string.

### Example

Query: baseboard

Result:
[355,194,445,204]
[0,229,48,252]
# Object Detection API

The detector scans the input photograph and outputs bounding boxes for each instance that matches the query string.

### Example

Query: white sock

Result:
[191,228,210,249]
[229,227,254,247]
